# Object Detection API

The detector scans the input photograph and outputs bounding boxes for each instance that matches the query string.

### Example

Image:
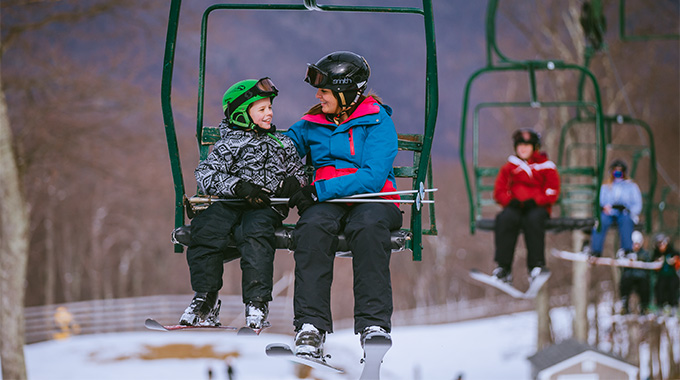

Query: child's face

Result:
[248,97,273,130]
[316,88,340,114]
[515,142,534,160]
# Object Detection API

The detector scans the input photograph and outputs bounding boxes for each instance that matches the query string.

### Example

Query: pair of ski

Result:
[145,318,391,379]
[265,333,391,379]
[549,248,662,270]
[144,318,264,335]
[469,268,551,299]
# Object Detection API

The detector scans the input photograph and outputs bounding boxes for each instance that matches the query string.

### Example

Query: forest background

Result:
[1,0,678,326]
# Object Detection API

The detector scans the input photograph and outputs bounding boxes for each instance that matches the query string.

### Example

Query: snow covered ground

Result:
[17,310,560,380]
[12,306,673,380]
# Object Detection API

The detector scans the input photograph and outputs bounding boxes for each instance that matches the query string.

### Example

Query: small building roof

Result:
[528,339,636,373]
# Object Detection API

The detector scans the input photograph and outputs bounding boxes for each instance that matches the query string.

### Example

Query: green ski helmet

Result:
[222,77,278,129]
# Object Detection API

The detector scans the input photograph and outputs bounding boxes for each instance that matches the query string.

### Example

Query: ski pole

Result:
[188,185,436,205]
[341,187,437,199]
[188,197,433,204]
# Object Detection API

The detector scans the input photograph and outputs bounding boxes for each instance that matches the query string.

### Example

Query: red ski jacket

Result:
[493,151,561,213]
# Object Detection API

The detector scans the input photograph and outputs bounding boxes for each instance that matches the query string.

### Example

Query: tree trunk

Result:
[0,69,29,380]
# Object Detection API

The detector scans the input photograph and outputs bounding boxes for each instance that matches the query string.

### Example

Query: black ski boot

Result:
[492,266,512,283]
[528,266,546,285]
[179,291,221,326]
[360,325,390,349]
[294,323,326,359]
[245,301,271,330]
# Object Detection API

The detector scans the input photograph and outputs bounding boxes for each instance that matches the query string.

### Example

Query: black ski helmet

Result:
[304,51,370,109]
[512,128,541,149]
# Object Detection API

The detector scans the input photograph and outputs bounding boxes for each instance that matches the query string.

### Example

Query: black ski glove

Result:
[234,181,271,208]
[275,176,302,198]
[288,185,318,215]
[522,199,537,210]
[508,199,522,209]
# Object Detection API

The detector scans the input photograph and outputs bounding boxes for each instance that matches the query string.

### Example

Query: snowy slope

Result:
[19,310,554,380]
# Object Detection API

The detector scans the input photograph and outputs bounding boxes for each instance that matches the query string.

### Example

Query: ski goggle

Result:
[226,77,278,115]
[304,64,330,88]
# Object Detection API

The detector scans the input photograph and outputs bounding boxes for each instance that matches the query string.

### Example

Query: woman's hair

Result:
[304,90,383,116]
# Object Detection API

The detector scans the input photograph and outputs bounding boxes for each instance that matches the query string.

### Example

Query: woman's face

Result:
[248,97,273,130]
[515,143,534,160]
[316,88,340,114]
[658,240,668,252]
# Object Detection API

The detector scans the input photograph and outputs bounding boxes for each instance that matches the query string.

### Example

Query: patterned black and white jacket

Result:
[195,121,307,202]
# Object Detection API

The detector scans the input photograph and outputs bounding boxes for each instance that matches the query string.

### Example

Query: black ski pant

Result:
[187,202,282,304]
[619,273,650,310]
[494,206,548,271]
[654,274,679,307]
[291,202,402,334]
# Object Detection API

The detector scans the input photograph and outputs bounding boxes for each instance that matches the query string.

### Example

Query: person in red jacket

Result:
[492,128,560,284]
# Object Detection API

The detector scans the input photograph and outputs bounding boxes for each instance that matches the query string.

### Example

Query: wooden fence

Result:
[25,291,572,344]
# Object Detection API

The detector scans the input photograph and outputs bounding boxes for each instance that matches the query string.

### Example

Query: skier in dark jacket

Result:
[180,78,307,329]
[652,233,679,315]
[619,231,653,314]
[492,128,560,285]
[283,51,402,359]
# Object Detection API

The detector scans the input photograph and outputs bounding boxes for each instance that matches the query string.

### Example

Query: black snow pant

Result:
[619,273,650,311]
[291,202,402,334]
[494,206,548,271]
[655,273,679,307]
[187,202,283,304]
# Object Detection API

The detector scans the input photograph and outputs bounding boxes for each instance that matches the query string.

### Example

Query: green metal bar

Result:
[161,0,186,253]
[619,0,679,41]
[528,64,538,104]
[407,0,438,261]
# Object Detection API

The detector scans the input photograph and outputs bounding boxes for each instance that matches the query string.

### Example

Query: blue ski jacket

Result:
[284,96,399,202]
[599,179,643,219]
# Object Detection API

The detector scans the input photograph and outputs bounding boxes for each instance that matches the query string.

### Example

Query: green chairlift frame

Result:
[558,115,657,233]
[161,0,439,260]
[567,1,659,234]
[460,0,606,234]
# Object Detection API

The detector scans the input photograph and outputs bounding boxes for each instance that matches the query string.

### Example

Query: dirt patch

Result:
[113,344,240,361]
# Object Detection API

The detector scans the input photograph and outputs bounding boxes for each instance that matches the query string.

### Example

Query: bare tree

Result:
[0,65,30,380]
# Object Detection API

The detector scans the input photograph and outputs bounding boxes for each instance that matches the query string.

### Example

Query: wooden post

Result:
[571,230,589,343]
[572,260,589,342]
[536,280,552,350]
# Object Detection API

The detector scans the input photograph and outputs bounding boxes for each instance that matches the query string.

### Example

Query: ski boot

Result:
[528,266,545,285]
[360,325,390,349]
[245,301,271,330]
[294,323,326,359]
[179,291,221,326]
[492,266,512,284]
